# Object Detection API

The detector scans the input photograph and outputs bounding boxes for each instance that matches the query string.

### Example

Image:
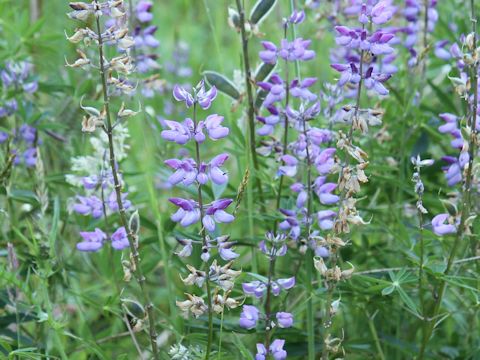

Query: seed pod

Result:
[254,88,268,108]
[254,62,276,83]
[227,7,241,30]
[250,0,277,25]
[203,71,241,100]
[129,210,140,235]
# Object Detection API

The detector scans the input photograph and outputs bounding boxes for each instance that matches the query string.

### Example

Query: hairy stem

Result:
[322,30,366,360]
[192,103,214,359]
[94,14,159,359]
[303,116,315,360]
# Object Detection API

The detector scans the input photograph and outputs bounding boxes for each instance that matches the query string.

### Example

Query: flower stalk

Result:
[418,2,478,358]
[93,13,159,359]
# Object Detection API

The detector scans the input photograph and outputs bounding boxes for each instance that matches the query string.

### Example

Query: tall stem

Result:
[322,36,366,360]
[235,0,265,209]
[94,14,159,360]
[303,119,315,360]
[418,2,478,357]
[192,103,214,359]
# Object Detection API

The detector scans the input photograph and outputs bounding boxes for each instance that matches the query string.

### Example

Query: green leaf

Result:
[397,286,419,314]
[203,71,240,100]
[249,0,277,25]
[382,285,395,296]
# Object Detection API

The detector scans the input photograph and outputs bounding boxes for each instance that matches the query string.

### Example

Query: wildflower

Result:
[111,227,129,250]
[76,228,107,252]
[169,197,201,227]
[239,305,260,329]
[432,214,456,236]
[276,312,293,328]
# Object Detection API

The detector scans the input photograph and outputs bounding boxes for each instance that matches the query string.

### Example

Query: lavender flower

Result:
[76,228,107,252]
[255,339,287,360]
[276,312,293,328]
[239,305,260,329]
[432,214,456,236]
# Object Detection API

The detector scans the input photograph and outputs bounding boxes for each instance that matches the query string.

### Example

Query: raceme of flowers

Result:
[0,61,40,168]
[66,0,140,252]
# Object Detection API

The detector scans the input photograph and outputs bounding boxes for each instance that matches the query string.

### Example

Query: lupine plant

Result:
[1,0,479,359]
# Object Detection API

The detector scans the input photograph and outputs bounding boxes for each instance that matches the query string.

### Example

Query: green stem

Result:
[94,13,159,360]
[192,102,214,359]
[303,113,315,360]
[366,311,386,360]
[322,25,366,360]
[235,0,266,210]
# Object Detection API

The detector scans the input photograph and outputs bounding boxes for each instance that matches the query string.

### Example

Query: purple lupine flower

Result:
[111,227,130,250]
[242,281,267,298]
[203,114,229,140]
[209,153,229,185]
[203,199,234,232]
[315,179,339,205]
[196,82,218,110]
[19,125,36,143]
[370,1,395,24]
[23,148,37,167]
[107,191,131,212]
[279,209,301,240]
[73,195,104,219]
[176,239,193,257]
[258,74,286,107]
[257,106,281,136]
[289,77,318,101]
[278,155,298,177]
[172,85,195,108]
[432,214,456,236]
[218,240,239,260]
[291,183,308,208]
[278,38,315,62]
[276,312,293,328]
[270,339,287,360]
[0,131,8,143]
[434,40,451,60]
[161,119,193,144]
[441,156,462,186]
[77,228,107,252]
[169,197,201,227]
[317,210,337,230]
[331,63,361,87]
[289,10,305,24]
[364,67,390,95]
[315,148,336,175]
[259,240,287,257]
[136,0,153,22]
[255,344,267,360]
[259,41,279,64]
[164,158,197,186]
[239,305,260,329]
[272,277,296,295]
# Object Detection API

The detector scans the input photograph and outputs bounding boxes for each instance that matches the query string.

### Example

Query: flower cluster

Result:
[133,1,160,72]
[239,233,294,360]
[434,35,480,189]
[66,0,140,252]
[164,81,240,324]
[402,0,438,66]
[317,2,397,356]
[0,61,40,168]
[430,30,480,238]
